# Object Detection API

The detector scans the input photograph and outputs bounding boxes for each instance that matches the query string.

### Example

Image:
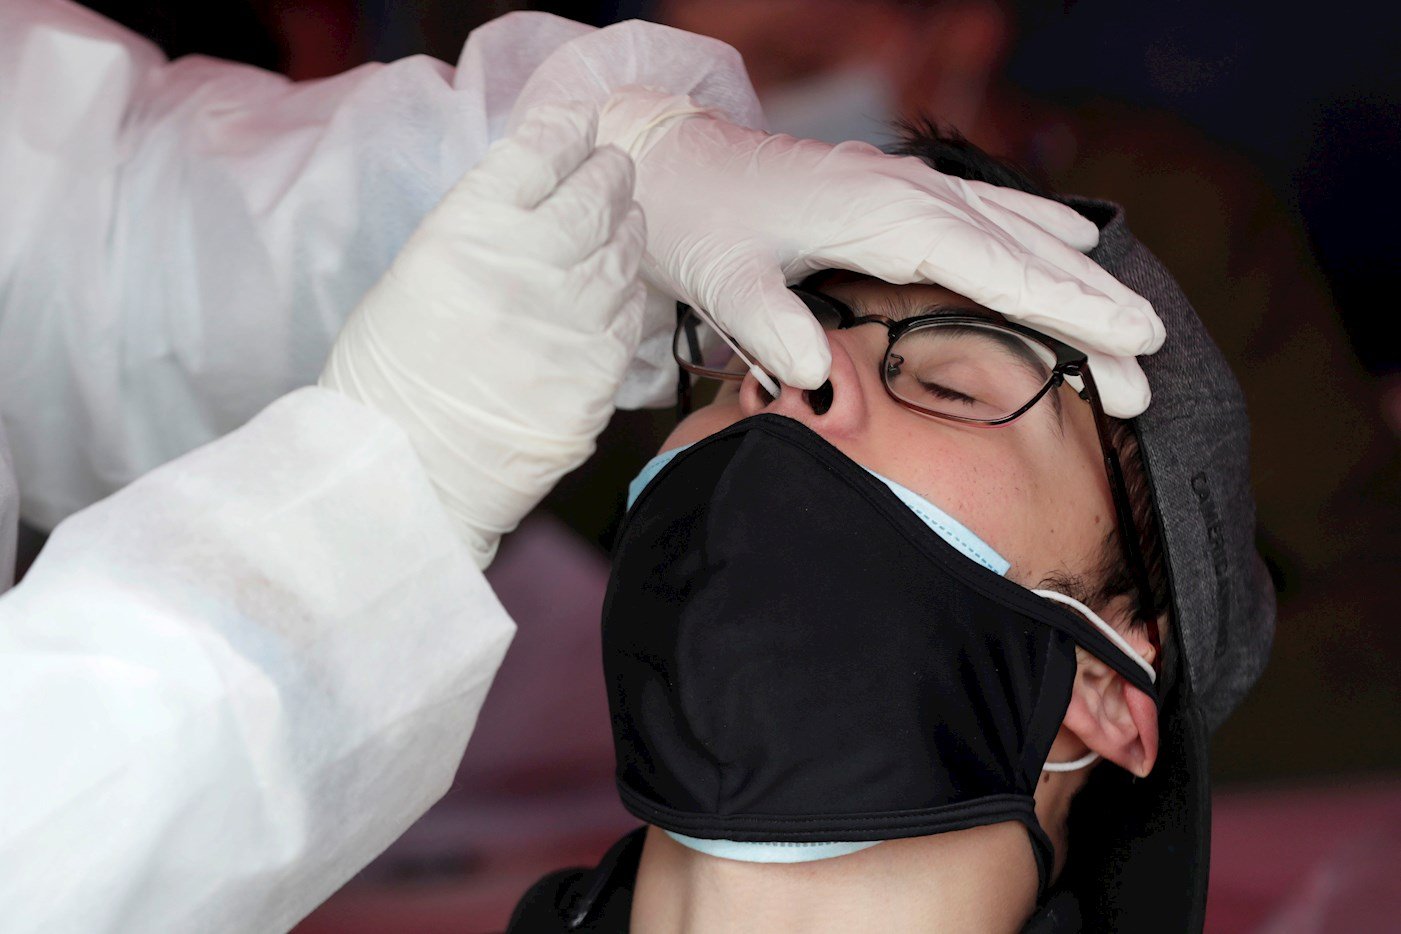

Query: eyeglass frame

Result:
[672,287,1158,626]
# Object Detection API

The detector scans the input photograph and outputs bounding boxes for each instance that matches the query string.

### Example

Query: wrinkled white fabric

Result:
[322,102,646,567]
[0,388,515,933]
[590,88,1164,417]
[0,6,759,930]
[0,2,764,530]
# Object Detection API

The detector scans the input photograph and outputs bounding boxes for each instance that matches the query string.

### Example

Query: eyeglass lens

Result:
[676,305,1058,422]
[884,322,1057,421]
[673,311,744,375]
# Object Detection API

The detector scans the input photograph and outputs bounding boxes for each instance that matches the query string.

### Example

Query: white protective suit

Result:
[0,4,763,931]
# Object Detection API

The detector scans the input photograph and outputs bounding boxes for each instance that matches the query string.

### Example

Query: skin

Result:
[629,278,1160,933]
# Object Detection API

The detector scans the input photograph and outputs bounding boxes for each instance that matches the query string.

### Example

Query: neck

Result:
[631,821,1039,933]
[1035,742,1094,881]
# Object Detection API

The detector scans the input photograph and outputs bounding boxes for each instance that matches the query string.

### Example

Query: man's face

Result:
[661,277,1119,593]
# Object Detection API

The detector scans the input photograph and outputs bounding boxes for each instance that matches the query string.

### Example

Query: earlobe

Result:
[1060,633,1160,779]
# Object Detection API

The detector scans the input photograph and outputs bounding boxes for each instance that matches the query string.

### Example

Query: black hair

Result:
[887,116,1052,197]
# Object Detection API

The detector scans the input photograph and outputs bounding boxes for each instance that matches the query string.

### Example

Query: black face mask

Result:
[601,414,1157,894]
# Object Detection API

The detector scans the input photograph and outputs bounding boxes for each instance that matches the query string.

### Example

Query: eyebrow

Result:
[859,291,995,323]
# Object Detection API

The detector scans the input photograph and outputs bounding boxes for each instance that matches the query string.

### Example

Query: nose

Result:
[737,332,870,436]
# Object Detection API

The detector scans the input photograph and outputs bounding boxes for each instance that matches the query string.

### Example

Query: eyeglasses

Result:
[673,287,1157,624]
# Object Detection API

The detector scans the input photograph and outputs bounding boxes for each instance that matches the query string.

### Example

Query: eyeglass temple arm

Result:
[676,302,694,420]
[1077,364,1158,624]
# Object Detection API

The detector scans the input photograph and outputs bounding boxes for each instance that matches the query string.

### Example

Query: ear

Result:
[1059,611,1163,778]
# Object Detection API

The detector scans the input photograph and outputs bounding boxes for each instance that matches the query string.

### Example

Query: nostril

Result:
[804,380,834,416]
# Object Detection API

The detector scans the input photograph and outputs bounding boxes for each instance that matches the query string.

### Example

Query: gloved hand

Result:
[596,88,1163,418]
[321,101,646,568]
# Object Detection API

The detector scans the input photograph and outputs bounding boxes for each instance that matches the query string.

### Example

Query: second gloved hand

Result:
[595,88,1163,418]
[321,102,646,568]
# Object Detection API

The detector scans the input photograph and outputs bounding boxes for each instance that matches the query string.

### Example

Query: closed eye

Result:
[918,379,978,405]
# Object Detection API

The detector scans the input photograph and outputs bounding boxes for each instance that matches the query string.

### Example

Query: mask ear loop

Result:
[1031,589,1157,684]
[1042,751,1100,773]
[1032,589,1157,775]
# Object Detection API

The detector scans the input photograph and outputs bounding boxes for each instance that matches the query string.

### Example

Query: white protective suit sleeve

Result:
[0,0,763,530]
[0,387,515,933]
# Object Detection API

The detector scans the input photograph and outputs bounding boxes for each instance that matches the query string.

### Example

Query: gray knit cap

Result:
[1084,198,1276,732]
[1044,199,1276,934]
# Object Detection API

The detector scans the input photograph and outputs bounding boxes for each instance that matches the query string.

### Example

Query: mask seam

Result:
[617,783,1038,833]
[1018,628,1075,786]
[886,496,1004,574]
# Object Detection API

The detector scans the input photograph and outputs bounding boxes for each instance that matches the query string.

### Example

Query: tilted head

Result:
[600,125,1272,931]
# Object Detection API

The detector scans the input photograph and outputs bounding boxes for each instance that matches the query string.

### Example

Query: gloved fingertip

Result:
[1063,299,1164,358]
[707,262,831,387]
[759,294,833,389]
[1102,386,1151,419]
[1021,198,1100,253]
[966,179,1102,252]
[1116,301,1166,355]
[1144,307,1167,353]
[774,344,833,391]
[1055,211,1101,253]
[1097,362,1153,418]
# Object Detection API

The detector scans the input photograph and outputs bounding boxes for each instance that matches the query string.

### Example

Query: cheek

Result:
[917,446,1041,556]
[845,410,1071,568]
[988,412,1114,579]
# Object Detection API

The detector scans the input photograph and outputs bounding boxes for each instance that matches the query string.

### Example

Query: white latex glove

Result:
[321,101,646,567]
[597,88,1164,418]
